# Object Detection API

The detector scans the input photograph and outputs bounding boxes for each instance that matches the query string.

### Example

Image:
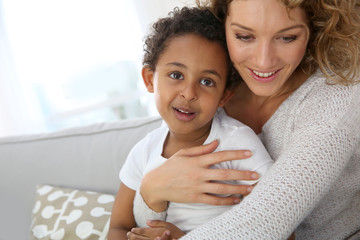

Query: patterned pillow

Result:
[30,184,115,240]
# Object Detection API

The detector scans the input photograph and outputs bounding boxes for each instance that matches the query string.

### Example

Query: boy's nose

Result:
[180,84,198,102]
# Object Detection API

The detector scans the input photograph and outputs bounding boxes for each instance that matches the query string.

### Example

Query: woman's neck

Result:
[225,85,284,134]
[225,70,309,134]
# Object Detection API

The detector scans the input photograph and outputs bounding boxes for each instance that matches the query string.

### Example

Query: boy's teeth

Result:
[179,109,189,113]
[253,70,276,77]
[176,108,191,114]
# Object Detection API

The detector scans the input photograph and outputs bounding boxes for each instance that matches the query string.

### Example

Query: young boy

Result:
[109,7,273,240]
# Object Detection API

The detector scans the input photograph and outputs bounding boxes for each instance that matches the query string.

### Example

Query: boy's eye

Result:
[200,78,215,87]
[169,72,184,80]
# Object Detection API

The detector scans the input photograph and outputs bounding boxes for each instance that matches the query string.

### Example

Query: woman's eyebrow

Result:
[277,24,306,33]
[230,23,306,33]
[230,23,254,32]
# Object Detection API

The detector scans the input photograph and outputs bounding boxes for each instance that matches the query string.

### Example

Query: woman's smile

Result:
[248,68,282,83]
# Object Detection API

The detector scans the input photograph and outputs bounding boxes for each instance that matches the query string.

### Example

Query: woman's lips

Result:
[249,68,281,83]
[173,107,197,122]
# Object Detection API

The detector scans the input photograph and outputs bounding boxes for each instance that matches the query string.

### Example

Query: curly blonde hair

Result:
[197,0,360,85]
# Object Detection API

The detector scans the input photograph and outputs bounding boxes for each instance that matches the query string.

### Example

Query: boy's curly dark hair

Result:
[143,6,241,90]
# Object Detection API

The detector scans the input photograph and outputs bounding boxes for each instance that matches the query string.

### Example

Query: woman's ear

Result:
[219,89,235,107]
[142,66,155,93]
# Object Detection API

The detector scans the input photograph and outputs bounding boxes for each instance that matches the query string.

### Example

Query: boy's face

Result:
[142,34,233,136]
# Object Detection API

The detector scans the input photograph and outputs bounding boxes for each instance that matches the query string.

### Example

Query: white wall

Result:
[133,0,196,33]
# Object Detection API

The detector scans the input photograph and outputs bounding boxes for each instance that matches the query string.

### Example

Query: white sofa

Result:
[0,115,162,240]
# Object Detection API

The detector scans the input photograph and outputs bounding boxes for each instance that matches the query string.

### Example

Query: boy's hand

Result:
[127,220,185,240]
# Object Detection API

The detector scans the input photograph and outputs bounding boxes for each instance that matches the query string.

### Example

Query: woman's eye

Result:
[200,78,215,87]
[169,72,183,80]
[280,36,297,43]
[235,34,253,42]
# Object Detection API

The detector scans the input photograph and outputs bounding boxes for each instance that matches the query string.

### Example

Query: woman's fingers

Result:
[202,181,255,196]
[177,139,219,157]
[196,193,244,206]
[199,148,253,167]
[176,140,253,167]
[205,168,259,181]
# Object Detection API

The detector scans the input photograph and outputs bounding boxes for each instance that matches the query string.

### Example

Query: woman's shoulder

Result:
[301,71,359,107]
[291,71,360,130]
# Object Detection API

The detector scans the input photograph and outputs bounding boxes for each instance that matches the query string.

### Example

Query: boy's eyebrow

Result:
[167,62,223,81]
[204,70,223,80]
[230,23,306,33]
[167,62,186,68]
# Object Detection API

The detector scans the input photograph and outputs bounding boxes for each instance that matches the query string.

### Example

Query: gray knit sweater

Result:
[135,72,360,240]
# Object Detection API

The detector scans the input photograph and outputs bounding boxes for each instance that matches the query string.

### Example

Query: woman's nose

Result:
[255,40,276,69]
[180,84,198,102]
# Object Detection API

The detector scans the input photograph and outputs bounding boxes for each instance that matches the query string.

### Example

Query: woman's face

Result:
[225,0,309,97]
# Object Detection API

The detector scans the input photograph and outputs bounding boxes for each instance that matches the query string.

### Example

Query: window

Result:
[1,0,151,135]
[1,0,188,136]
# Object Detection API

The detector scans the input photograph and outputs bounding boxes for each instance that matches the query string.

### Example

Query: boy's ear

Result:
[219,89,234,107]
[142,66,155,93]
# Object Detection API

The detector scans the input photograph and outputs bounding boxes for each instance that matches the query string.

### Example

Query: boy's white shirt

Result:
[120,108,273,232]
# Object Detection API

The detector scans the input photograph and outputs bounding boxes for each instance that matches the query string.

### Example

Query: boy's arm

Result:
[108,183,136,240]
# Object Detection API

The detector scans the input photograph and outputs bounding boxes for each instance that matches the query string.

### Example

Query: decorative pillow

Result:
[30,184,115,240]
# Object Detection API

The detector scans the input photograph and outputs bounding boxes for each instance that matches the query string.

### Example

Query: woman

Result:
[128,0,360,239]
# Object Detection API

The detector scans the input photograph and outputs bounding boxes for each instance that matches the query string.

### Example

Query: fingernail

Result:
[247,186,254,193]
[244,151,252,156]
[234,198,241,204]
[251,173,259,179]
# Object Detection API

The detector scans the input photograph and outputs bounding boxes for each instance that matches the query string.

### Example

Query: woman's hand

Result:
[140,140,259,212]
[127,220,184,240]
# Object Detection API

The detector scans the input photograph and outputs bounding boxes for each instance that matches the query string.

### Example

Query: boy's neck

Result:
[162,122,212,159]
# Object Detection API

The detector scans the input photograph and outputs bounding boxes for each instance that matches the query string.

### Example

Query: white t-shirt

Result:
[120,108,273,232]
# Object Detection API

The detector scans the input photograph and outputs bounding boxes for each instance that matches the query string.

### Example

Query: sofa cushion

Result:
[30,184,115,240]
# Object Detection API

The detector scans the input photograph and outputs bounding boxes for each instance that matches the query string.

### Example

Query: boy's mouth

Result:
[173,107,197,121]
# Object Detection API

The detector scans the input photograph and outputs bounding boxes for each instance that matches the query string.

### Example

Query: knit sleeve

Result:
[133,190,167,228]
[182,83,360,239]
